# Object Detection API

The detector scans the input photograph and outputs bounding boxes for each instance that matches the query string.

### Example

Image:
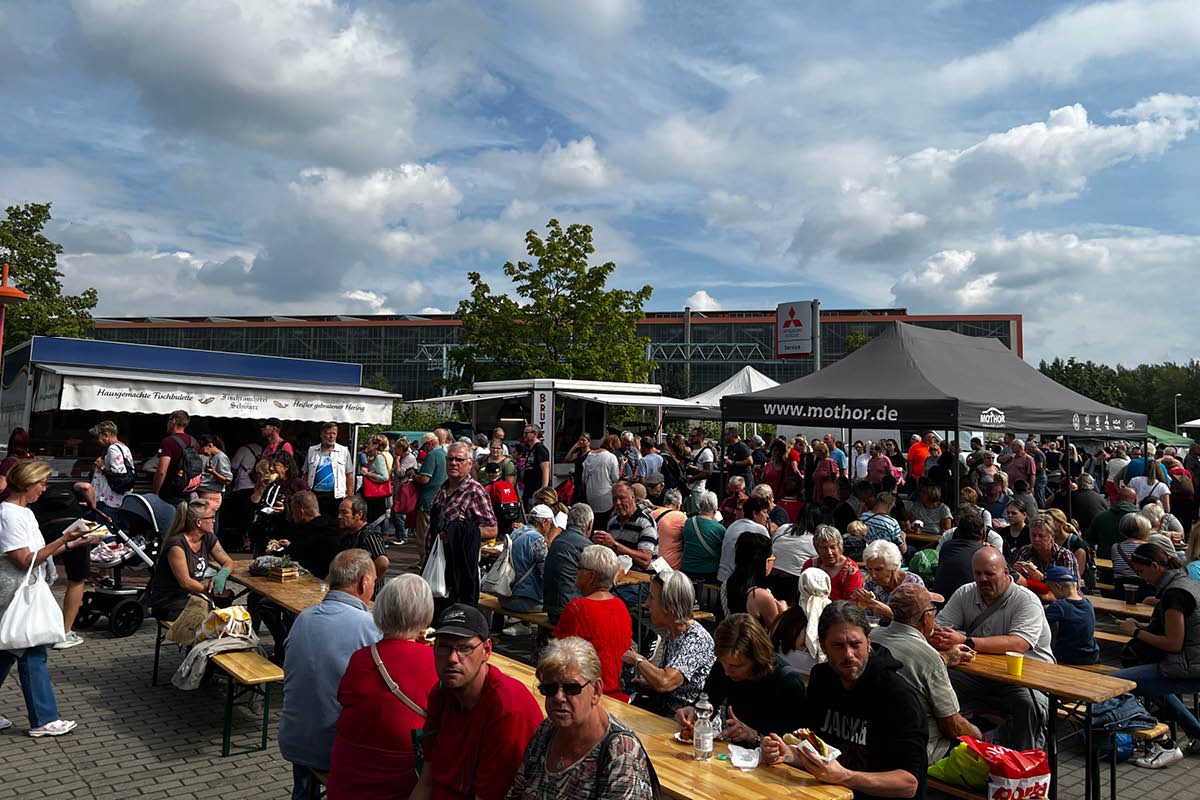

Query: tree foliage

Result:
[448,219,654,389]
[1039,356,1200,433]
[0,203,98,347]
[842,331,872,355]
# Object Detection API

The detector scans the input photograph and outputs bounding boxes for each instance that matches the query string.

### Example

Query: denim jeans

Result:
[1034,474,1048,509]
[290,762,312,800]
[390,509,407,541]
[1112,663,1200,738]
[0,645,60,728]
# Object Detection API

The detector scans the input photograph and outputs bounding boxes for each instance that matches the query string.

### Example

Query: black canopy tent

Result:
[719,322,1147,523]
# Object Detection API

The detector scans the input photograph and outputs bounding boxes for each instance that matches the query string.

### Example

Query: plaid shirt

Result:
[425,474,496,559]
[1014,543,1080,582]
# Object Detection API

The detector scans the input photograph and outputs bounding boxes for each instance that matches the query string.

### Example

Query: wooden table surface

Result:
[1089,595,1155,620]
[1095,558,1112,571]
[954,653,1134,704]
[489,652,851,800]
[227,561,373,615]
[906,531,942,546]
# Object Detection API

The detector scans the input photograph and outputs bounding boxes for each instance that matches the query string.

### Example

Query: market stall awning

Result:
[556,391,706,409]
[39,366,398,425]
[407,390,531,405]
[1148,424,1194,446]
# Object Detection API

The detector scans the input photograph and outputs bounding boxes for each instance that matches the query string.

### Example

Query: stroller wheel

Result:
[109,599,145,638]
[73,610,101,630]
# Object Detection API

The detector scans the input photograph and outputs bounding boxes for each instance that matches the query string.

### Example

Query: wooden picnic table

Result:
[227,561,372,615]
[1095,557,1112,571]
[1089,595,1155,621]
[954,653,1134,800]
[490,652,852,800]
[906,531,942,547]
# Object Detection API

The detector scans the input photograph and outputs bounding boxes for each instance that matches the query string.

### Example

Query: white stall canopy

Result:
[39,366,396,425]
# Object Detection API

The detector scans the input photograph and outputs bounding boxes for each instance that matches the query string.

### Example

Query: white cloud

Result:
[529,0,642,37]
[341,290,395,315]
[476,137,614,199]
[685,290,722,311]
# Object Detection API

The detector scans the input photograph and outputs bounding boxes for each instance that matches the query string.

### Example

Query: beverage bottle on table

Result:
[693,693,713,761]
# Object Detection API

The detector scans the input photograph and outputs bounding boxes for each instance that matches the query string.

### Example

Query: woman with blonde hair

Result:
[0,460,90,736]
[1044,507,1095,590]
[148,499,235,620]
[533,486,568,530]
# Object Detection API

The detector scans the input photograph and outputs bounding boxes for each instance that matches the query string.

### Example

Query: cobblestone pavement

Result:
[4,542,1200,799]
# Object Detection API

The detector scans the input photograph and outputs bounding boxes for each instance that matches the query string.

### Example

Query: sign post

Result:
[532,389,554,459]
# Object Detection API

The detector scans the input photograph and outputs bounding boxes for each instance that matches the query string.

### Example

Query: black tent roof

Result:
[720,322,1147,437]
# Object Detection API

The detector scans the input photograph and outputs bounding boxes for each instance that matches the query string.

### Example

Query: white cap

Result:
[529,504,555,520]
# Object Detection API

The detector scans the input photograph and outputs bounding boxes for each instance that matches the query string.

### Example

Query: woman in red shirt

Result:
[328,575,438,799]
[800,525,863,601]
[552,544,632,700]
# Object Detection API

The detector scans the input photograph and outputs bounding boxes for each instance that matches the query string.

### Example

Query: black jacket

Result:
[285,516,342,580]
[438,517,482,607]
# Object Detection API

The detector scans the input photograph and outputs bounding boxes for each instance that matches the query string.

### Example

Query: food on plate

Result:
[782,728,831,758]
[678,721,694,743]
[265,539,283,553]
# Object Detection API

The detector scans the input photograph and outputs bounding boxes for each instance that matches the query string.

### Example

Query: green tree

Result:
[1038,357,1125,409]
[356,372,451,447]
[0,203,98,346]
[448,219,654,389]
[842,331,872,355]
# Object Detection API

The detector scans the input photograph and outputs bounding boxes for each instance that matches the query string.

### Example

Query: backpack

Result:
[660,453,685,492]
[165,434,204,495]
[104,444,136,494]
[487,479,522,524]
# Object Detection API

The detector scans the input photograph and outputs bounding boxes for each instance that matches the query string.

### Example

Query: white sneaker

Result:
[28,719,76,738]
[0,715,12,731]
[1131,742,1183,769]
[52,632,84,650]
[502,622,535,636]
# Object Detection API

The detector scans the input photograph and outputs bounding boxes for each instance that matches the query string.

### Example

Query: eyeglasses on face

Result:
[537,681,588,697]
[447,456,470,463]
[434,640,484,657]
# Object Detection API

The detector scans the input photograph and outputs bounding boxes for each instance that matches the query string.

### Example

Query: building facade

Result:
[92,309,1021,401]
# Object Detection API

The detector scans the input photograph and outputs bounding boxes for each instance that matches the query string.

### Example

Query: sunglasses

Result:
[537,681,589,697]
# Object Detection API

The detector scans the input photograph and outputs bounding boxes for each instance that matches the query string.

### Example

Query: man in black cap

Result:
[410,604,543,800]
[259,418,293,460]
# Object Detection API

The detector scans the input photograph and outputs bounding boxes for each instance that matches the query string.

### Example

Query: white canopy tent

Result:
[665,365,779,419]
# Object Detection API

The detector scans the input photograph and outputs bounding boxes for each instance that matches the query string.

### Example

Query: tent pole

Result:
[719,413,727,502]
[1065,434,1073,525]
[953,427,960,507]
[847,427,854,480]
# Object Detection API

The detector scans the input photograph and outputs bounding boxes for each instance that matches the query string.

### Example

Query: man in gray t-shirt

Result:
[930,547,1053,751]
[874,583,982,764]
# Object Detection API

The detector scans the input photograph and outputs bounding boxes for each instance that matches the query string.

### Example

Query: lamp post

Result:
[0,263,29,372]
[1175,392,1183,435]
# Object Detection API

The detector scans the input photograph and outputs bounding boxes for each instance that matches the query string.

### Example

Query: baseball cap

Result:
[1045,565,1077,583]
[644,472,665,486]
[887,582,931,623]
[529,504,555,521]
[433,604,490,640]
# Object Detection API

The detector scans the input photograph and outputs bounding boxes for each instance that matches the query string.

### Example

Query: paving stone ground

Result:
[4,541,1200,799]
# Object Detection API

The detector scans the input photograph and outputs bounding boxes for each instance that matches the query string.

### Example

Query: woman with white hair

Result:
[328,574,436,799]
[621,570,715,716]
[507,638,658,800]
[851,540,925,621]
[552,546,632,698]
[799,525,863,601]
[681,490,725,581]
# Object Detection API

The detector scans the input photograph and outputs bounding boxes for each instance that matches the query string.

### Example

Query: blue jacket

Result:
[278,591,380,769]
[508,525,547,603]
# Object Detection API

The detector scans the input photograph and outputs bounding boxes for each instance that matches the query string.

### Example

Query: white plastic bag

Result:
[0,558,66,650]
[481,533,516,596]
[424,536,448,598]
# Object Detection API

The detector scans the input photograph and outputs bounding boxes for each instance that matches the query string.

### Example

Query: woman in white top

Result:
[0,460,89,737]
[583,434,621,529]
[1128,460,1171,512]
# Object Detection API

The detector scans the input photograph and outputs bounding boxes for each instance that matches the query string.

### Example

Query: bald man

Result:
[929,548,1053,751]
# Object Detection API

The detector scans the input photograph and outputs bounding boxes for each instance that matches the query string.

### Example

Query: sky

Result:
[3,0,1200,365]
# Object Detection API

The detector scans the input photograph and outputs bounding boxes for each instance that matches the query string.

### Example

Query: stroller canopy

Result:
[120,493,178,536]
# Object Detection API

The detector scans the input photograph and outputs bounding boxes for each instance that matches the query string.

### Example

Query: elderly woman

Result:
[0,460,90,737]
[1112,513,1173,603]
[721,532,787,629]
[621,570,715,716]
[1013,514,1081,597]
[906,482,953,533]
[1112,544,1200,767]
[499,508,554,616]
[800,525,864,601]
[680,490,725,581]
[675,614,807,747]
[328,575,437,799]
[147,498,235,620]
[553,546,632,698]
[1141,501,1184,549]
[359,434,393,523]
[508,638,657,800]
[851,540,925,620]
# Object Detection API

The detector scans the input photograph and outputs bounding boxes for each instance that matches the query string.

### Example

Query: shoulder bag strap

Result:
[687,517,718,558]
[370,643,427,718]
[964,582,1016,637]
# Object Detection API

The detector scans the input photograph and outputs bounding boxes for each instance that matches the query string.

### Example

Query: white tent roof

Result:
[1182,418,1200,429]
[666,366,780,419]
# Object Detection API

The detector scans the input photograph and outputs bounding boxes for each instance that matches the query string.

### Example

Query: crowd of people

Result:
[7,414,1200,796]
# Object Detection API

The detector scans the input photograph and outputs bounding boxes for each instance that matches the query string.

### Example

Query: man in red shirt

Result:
[1004,439,1038,489]
[411,604,543,800]
[907,431,935,481]
[259,417,293,460]
[152,409,198,506]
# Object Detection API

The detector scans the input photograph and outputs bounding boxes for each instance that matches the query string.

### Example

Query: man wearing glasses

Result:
[410,604,543,800]
[871,583,981,765]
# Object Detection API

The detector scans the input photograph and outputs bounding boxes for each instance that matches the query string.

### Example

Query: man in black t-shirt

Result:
[723,427,755,490]
[520,424,551,508]
[763,601,926,800]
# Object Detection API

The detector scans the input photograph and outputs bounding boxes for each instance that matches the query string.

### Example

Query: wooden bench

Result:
[1094,630,1128,646]
[927,778,987,800]
[478,593,555,631]
[152,618,173,687]
[307,768,328,800]
[211,649,284,757]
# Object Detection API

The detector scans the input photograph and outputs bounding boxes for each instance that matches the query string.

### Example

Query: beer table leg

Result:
[1047,694,1058,800]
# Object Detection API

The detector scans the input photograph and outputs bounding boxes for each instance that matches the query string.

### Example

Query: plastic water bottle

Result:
[693,693,713,761]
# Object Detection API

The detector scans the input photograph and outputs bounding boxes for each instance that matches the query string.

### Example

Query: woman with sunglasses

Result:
[147,498,234,621]
[508,637,657,800]
[1113,543,1200,768]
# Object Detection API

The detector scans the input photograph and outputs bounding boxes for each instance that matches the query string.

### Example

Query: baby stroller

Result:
[72,493,174,637]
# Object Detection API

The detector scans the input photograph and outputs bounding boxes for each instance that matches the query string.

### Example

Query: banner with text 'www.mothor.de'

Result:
[721,395,959,429]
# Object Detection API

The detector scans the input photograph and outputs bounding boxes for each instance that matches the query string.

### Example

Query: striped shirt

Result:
[608,508,659,565]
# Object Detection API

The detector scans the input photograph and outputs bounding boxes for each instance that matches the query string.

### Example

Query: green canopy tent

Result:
[1147,424,1194,447]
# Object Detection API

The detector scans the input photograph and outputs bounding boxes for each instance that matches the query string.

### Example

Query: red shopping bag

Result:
[960,736,1050,800]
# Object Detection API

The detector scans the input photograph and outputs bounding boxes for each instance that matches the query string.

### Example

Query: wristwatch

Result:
[964,636,976,650]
